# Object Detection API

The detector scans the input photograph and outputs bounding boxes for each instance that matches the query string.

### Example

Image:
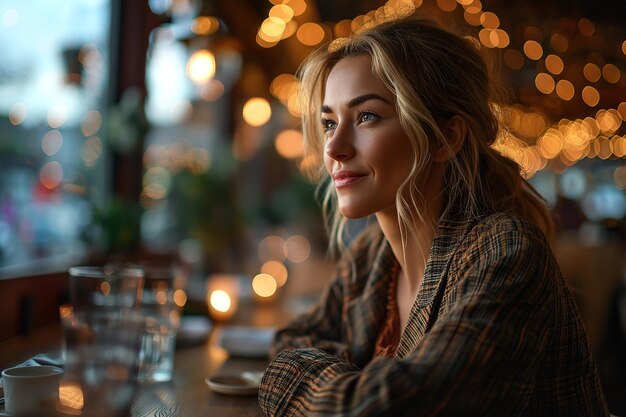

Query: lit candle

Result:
[206,274,240,321]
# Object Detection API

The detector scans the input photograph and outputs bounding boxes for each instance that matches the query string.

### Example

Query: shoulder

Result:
[463,211,551,256]
[472,211,545,237]
[449,211,560,293]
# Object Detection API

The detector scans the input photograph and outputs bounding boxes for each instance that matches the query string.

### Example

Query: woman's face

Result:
[322,55,414,219]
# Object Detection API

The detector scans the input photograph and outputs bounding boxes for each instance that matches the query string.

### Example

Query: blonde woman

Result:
[259,18,610,416]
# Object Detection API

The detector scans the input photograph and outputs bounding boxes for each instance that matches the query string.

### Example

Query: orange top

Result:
[373,262,401,357]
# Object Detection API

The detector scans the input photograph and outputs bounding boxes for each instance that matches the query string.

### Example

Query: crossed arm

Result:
[259,227,556,416]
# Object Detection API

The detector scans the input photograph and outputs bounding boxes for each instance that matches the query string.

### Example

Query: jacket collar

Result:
[393,203,478,358]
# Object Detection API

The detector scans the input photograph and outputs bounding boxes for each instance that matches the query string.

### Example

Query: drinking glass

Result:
[136,265,184,383]
[59,265,145,416]
[68,265,144,310]
[59,306,143,417]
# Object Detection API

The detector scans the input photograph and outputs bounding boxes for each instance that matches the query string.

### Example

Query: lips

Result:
[332,170,367,189]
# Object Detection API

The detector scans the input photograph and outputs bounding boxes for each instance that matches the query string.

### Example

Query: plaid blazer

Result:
[258,211,610,416]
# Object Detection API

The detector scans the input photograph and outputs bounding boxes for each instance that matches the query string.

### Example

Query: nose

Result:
[324,124,355,161]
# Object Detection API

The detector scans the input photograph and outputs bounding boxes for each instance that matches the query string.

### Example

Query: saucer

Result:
[205,371,264,396]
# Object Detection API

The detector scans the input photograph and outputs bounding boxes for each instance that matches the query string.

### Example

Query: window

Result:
[0,0,111,278]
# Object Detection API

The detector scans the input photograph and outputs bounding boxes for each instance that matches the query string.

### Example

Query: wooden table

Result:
[131,326,268,417]
[0,257,333,416]
[0,322,270,417]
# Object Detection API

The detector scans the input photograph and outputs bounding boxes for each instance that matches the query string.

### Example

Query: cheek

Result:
[373,133,414,178]
[323,153,333,174]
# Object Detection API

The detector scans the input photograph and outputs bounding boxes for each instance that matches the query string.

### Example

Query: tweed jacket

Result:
[258,211,610,416]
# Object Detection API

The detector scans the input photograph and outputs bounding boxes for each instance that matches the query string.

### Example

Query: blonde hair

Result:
[298,18,553,255]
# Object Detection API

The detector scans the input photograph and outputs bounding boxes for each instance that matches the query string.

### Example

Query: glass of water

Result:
[136,265,185,383]
[60,306,143,416]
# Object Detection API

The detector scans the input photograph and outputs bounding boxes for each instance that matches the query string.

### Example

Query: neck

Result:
[375,167,445,295]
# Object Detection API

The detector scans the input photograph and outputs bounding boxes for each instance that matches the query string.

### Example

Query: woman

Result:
[258,17,610,416]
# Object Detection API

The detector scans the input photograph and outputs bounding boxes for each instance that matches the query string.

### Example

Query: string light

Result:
[249,0,625,178]
[582,86,600,107]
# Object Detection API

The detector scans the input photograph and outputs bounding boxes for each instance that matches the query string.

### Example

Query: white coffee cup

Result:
[2,365,63,414]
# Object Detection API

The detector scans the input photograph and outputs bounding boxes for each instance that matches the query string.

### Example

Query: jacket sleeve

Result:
[270,263,352,360]
[259,223,560,417]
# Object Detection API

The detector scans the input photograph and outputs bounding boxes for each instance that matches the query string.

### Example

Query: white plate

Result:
[218,326,275,358]
[205,371,264,396]
[177,316,212,346]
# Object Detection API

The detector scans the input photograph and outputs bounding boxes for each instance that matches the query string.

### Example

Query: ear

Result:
[433,115,467,163]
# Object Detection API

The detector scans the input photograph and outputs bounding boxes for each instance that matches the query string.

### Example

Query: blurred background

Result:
[0,0,624,412]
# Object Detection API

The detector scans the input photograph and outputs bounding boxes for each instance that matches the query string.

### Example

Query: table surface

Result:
[0,319,276,417]
[0,259,334,417]
[131,326,268,417]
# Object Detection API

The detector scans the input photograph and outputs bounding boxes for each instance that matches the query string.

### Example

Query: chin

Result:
[338,205,372,219]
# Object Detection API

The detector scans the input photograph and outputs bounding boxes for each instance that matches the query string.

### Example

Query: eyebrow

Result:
[321,93,392,113]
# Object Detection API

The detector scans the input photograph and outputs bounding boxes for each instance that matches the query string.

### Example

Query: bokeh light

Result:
[602,64,621,84]
[261,261,288,287]
[274,129,304,159]
[41,130,63,156]
[582,86,600,107]
[100,281,111,296]
[504,49,524,70]
[618,102,626,120]
[257,32,278,48]
[614,165,626,189]
[523,40,543,60]
[436,0,457,12]
[199,79,225,101]
[270,73,298,101]
[297,23,326,46]
[242,97,272,127]
[47,105,68,128]
[537,129,563,159]
[192,16,219,36]
[535,73,555,94]
[281,20,298,40]
[269,4,294,22]
[463,8,482,26]
[545,54,564,75]
[260,17,285,41]
[173,289,187,307]
[209,290,232,313]
[578,18,595,36]
[335,19,352,38]
[186,50,216,84]
[550,33,568,53]
[258,235,286,262]
[524,26,543,42]
[493,29,510,48]
[59,383,84,411]
[39,161,63,189]
[81,110,103,137]
[596,109,622,135]
[583,63,601,83]
[9,102,27,125]
[555,80,575,101]
[284,235,311,263]
[284,0,306,16]
[82,137,103,167]
[480,12,499,29]
[252,274,277,298]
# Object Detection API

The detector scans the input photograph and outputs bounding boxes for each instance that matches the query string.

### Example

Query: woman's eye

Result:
[359,112,379,123]
[321,118,337,132]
